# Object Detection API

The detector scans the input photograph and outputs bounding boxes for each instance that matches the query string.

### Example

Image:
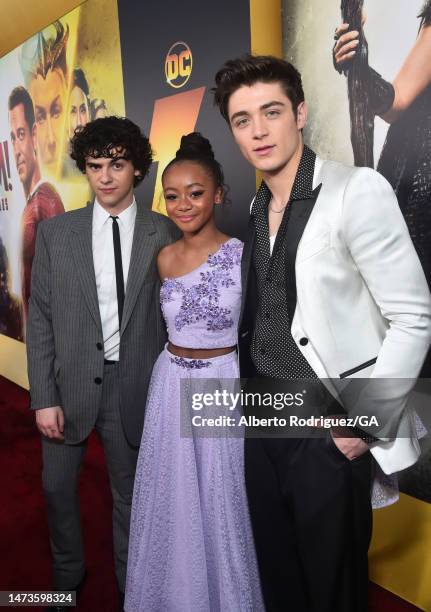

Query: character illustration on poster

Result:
[69,68,90,137]
[0,2,120,339]
[8,86,64,319]
[21,21,70,181]
[332,0,431,503]
[333,0,431,329]
[69,68,108,136]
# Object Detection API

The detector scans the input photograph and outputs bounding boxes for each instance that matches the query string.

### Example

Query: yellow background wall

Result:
[370,493,431,611]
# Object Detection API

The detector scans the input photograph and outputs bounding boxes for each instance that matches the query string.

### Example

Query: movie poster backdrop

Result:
[0,0,255,350]
[0,0,124,342]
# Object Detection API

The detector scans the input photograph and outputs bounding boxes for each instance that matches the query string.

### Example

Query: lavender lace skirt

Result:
[125,345,264,612]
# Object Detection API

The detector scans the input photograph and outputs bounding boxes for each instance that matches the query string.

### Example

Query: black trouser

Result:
[245,434,372,612]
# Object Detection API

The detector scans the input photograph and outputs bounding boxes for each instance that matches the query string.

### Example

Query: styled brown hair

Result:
[213,54,304,123]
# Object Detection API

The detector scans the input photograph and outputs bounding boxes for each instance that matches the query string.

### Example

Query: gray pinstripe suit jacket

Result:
[26,202,179,446]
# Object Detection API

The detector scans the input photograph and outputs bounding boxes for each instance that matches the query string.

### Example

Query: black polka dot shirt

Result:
[250,145,319,380]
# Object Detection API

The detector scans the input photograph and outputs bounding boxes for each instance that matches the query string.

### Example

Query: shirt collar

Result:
[93,197,137,233]
[251,145,316,217]
[27,178,44,201]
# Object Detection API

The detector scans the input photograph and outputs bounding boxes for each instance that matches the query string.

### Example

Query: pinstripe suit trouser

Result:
[41,362,139,591]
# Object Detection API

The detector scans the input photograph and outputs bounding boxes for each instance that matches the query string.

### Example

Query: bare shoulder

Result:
[218,232,232,244]
[157,241,182,279]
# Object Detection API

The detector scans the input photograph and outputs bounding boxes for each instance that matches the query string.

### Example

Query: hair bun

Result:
[176,132,214,161]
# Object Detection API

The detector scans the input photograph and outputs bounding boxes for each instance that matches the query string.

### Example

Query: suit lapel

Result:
[239,218,256,326]
[121,205,157,333]
[285,184,322,321]
[70,204,102,331]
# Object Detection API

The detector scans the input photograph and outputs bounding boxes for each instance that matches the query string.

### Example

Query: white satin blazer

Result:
[286,157,431,475]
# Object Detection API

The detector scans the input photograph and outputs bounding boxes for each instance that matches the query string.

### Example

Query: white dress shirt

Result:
[92,198,136,360]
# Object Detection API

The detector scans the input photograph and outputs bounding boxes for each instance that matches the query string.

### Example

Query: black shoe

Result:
[46,570,87,611]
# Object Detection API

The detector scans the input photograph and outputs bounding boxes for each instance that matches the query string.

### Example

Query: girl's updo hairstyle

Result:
[162,132,227,199]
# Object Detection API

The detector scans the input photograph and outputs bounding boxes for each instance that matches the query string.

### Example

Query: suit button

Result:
[96,342,103,350]
[299,337,308,346]
[260,348,266,355]
[94,377,102,385]
[265,312,270,319]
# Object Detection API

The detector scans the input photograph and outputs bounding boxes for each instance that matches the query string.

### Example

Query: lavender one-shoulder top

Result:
[160,238,243,349]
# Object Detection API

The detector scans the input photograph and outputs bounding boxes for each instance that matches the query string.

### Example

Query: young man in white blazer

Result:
[213,55,431,612]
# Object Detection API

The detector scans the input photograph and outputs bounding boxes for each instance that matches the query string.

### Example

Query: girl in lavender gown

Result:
[125,133,264,611]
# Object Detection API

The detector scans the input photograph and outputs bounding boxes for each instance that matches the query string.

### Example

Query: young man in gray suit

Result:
[26,116,178,611]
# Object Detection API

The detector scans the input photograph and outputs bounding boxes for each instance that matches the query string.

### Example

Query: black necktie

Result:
[110,216,125,327]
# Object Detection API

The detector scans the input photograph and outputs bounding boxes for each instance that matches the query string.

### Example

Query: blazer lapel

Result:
[70,204,102,331]
[121,206,158,333]
[239,217,256,326]
[285,184,322,321]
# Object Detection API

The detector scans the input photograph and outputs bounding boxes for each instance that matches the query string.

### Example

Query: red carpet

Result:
[0,376,115,611]
[0,375,421,611]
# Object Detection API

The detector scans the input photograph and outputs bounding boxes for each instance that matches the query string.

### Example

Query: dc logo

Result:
[165,41,193,89]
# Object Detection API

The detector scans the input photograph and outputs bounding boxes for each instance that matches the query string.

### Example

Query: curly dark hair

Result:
[70,116,153,186]
[213,54,304,123]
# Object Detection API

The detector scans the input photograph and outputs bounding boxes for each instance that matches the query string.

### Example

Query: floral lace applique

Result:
[161,240,242,334]
[170,356,211,369]
[160,278,184,305]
